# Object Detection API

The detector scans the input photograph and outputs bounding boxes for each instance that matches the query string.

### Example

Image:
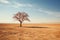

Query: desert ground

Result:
[0,23,60,40]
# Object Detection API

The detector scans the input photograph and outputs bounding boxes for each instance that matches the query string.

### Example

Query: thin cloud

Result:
[0,0,9,4]
[39,9,60,17]
[12,2,33,8]
[0,0,33,8]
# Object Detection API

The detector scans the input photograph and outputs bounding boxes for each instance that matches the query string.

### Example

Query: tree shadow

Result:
[16,26,49,28]
[24,26,48,28]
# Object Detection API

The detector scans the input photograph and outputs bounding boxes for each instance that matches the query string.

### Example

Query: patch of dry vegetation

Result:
[0,23,60,40]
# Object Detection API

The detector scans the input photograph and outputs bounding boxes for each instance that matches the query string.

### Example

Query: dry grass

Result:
[0,23,60,40]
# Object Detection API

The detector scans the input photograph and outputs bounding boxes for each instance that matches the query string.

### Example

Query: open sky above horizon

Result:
[0,0,60,24]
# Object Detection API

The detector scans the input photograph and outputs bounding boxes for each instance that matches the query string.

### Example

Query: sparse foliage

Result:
[13,12,30,27]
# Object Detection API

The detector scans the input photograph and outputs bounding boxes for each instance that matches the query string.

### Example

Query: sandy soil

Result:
[0,23,60,40]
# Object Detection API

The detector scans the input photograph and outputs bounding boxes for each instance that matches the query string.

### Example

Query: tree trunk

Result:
[20,21,22,27]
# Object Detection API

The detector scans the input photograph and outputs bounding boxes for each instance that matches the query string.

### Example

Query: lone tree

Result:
[13,12,30,27]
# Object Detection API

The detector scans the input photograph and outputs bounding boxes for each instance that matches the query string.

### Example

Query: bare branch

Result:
[13,11,30,22]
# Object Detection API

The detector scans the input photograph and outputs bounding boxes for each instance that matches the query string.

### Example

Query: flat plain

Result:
[0,23,60,40]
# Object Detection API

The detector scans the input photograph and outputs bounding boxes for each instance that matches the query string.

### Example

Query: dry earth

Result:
[0,24,60,40]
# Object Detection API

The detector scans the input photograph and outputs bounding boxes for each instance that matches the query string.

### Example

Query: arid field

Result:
[0,23,60,40]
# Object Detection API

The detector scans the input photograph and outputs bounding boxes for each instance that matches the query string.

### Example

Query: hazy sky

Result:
[0,0,60,23]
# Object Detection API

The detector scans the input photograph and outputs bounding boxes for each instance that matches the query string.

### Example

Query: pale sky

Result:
[0,0,60,24]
